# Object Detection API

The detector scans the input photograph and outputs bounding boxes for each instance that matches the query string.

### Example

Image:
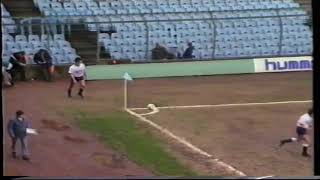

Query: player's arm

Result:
[68,67,77,83]
[70,74,77,83]
[84,66,87,80]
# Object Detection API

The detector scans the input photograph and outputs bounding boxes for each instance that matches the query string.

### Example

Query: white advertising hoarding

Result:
[254,56,313,73]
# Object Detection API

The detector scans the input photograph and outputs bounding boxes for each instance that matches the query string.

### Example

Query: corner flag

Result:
[123,72,133,81]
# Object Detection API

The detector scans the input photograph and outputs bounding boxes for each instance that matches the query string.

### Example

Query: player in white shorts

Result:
[67,57,86,99]
[279,108,313,157]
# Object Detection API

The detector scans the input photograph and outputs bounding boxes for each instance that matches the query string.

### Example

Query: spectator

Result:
[8,51,27,82]
[2,60,13,87]
[151,43,175,60]
[34,49,55,82]
[182,42,195,59]
[7,110,31,160]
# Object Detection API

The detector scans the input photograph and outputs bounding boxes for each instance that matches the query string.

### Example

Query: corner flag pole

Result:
[124,79,127,109]
[123,73,133,110]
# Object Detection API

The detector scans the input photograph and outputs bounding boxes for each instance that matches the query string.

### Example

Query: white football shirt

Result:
[68,63,86,77]
[296,113,313,129]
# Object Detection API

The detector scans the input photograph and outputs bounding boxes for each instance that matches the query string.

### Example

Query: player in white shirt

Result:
[279,108,313,157]
[67,57,86,99]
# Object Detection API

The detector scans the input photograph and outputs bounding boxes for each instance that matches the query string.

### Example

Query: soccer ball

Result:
[147,104,156,110]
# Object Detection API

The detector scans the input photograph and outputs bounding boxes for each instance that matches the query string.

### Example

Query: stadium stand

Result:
[2,32,79,65]
[3,0,313,62]
[1,2,80,65]
[1,4,17,34]
[34,0,303,16]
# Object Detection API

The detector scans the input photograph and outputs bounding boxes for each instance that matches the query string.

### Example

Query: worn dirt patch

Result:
[63,135,88,143]
[91,152,126,168]
[41,119,71,131]
[4,80,151,176]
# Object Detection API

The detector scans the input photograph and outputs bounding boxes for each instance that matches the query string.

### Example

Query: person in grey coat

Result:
[7,110,30,160]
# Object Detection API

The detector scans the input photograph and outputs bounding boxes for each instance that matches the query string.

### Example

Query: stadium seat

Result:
[57,40,71,48]
[55,55,70,64]
[15,35,27,42]
[17,41,32,49]
[62,47,76,55]
[53,34,65,41]
[50,48,62,56]
[31,41,46,49]
[28,35,40,42]
[2,34,14,42]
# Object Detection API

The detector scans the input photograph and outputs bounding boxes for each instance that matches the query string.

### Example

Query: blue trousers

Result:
[11,137,29,157]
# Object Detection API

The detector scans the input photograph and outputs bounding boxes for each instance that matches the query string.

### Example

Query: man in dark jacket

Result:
[7,110,30,160]
[152,43,175,60]
[8,51,27,82]
[34,49,55,81]
[182,42,195,59]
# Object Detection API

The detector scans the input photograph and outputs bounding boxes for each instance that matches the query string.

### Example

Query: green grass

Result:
[72,111,197,176]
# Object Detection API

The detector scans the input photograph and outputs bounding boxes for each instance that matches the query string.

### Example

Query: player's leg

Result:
[279,126,299,147]
[300,134,311,157]
[11,137,17,158]
[67,78,75,97]
[279,137,297,147]
[78,79,86,98]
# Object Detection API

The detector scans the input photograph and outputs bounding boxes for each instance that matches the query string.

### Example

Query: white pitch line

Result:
[129,100,312,110]
[256,175,275,179]
[138,108,160,116]
[125,108,247,177]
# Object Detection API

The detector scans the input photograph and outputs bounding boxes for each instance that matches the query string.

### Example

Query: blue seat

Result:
[63,47,76,55]
[92,9,105,15]
[40,34,50,41]
[63,2,76,12]
[98,33,109,42]
[63,2,74,9]
[281,46,297,55]
[57,40,71,48]
[99,1,109,8]
[5,41,18,50]
[31,41,46,49]
[51,2,63,9]
[15,35,27,42]
[55,55,69,64]
[128,8,140,14]
[50,48,62,56]
[53,34,65,41]
[2,55,11,62]
[28,35,40,42]
[67,54,80,63]
[17,41,32,49]
[2,34,14,42]
[38,1,50,11]
[75,2,87,9]
[86,1,98,9]
[111,52,122,59]
[8,44,21,53]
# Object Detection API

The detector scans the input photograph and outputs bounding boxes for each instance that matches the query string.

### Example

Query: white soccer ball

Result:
[147,104,156,110]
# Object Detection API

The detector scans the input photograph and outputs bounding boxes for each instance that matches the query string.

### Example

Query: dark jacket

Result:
[183,46,194,59]
[152,46,175,60]
[9,52,26,68]
[34,49,52,66]
[7,118,30,138]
